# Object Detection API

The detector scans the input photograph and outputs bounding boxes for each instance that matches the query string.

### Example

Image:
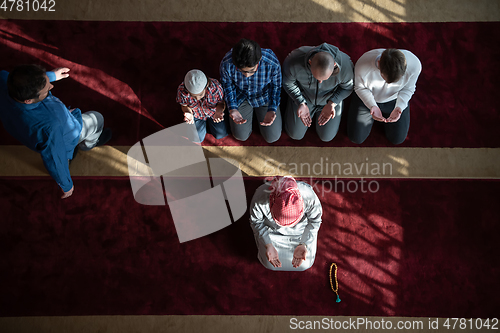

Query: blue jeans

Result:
[194,117,228,142]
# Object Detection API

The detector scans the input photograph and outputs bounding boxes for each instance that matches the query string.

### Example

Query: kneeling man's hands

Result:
[386,107,402,123]
[52,67,71,81]
[370,106,385,122]
[297,103,312,127]
[292,244,307,268]
[266,243,282,268]
[260,111,276,126]
[229,109,247,125]
[213,110,224,123]
[318,102,336,126]
[183,112,194,124]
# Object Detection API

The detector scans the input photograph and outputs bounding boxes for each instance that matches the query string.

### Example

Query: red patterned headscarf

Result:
[269,176,304,227]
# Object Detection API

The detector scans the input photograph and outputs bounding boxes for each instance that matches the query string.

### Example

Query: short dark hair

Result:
[7,64,47,101]
[379,49,407,83]
[232,38,262,69]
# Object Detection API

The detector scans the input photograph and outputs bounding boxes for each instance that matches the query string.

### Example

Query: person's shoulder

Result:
[207,78,223,95]
[337,48,353,63]
[221,50,233,65]
[220,51,235,75]
[359,48,383,61]
[262,48,277,57]
[284,46,310,66]
[209,78,222,88]
[316,42,341,56]
[297,181,314,194]
[42,93,68,110]
[355,49,381,74]
[288,45,312,58]
[261,49,280,66]
[0,70,9,81]
[401,50,422,72]
[39,96,72,125]
[336,50,354,76]
[251,183,272,205]
[177,82,187,92]
[400,49,419,59]
[176,82,190,99]
[297,181,313,190]
[297,181,320,200]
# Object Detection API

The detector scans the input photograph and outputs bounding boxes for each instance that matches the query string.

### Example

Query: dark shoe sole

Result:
[96,128,112,147]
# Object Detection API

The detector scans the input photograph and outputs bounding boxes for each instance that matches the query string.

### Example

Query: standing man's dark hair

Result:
[7,64,47,101]
[379,49,407,83]
[232,38,262,69]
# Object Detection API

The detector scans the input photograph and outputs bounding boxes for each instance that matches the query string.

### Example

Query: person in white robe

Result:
[249,176,323,271]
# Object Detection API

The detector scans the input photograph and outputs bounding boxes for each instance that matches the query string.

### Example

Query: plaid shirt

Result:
[219,48,281,112]
[176,78,224,120]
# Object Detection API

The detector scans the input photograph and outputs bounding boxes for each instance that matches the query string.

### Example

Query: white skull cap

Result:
[184,69,207,95]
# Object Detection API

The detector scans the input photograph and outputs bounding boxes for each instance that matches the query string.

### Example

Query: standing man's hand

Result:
[229,109,247,125]
[266,243,282,268]
[318,101,336,126]
[297,103,312,127]
[260,111,276,126]
[370,106,386,122]
[292,244,307,268]
[61,185,74,199]
[386,107,402,123]
[52,67,71,81]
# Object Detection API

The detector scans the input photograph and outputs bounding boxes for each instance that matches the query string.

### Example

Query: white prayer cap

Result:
[184,69,207,95]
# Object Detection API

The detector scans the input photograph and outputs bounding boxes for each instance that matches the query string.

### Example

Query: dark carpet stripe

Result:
[0,177,498,317]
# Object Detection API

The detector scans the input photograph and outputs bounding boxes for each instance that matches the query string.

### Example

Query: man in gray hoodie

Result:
[283,43,354,142]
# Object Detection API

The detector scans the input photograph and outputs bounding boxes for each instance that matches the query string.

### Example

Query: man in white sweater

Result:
[347,49,422,144]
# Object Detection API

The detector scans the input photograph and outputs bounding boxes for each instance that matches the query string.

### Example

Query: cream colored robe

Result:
[249,181,323,271]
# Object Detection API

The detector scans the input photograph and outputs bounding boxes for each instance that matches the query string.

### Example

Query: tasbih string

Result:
[329,263,341,303]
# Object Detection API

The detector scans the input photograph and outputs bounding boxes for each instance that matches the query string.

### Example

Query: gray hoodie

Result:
[282,43,354,107]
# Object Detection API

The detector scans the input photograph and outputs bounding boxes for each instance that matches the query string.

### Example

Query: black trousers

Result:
[347,93,410,145]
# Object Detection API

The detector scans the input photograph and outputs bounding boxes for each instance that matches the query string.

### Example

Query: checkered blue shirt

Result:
[219,48,281,112]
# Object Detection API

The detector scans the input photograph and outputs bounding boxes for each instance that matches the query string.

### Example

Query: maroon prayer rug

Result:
[0,177,498,317]
[1,20,499,148]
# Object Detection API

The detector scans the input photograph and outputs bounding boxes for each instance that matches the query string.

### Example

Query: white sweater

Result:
[354,49,422,111]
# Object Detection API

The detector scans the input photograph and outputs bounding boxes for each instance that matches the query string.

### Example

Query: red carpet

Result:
[1,19,498,319]
[0,177,498,317]
[1,20,499,147]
